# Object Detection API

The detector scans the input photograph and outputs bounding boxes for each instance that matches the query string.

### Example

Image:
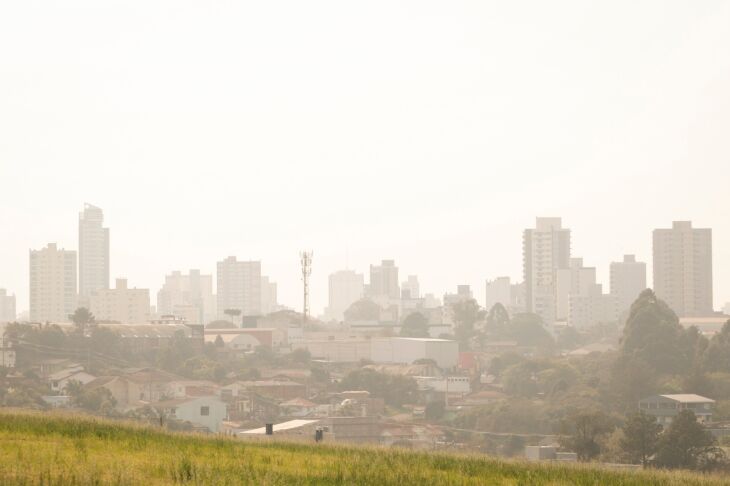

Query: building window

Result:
[200,406,210,416]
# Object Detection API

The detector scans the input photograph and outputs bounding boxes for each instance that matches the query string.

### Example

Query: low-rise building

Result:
[370,337,458,369]
[639,394,715,425]
[89,278,150,324]
[166,380,219,398]
[221,380,306,401]
[155,395,227,432]
[85,368,182,410]
[49,367,96,392]
[294,337,372,363]
[279,397,318,417]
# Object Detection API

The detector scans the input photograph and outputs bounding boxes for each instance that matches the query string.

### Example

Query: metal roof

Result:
[239,419,320,435]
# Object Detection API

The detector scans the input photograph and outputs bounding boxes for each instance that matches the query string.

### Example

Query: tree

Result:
[703,321,730,372]
[338,368,417,408]
[452,299,484,350]
[560,411,615,461]
[400,312,429,338]
[505,313,555,350]
[343,299,381,322]
[223,309,241,326]
[425,400,445,420]
[484,303,510,334]
[620,290,693,375]
[620,412,661,468]
[69,307,95,335]
[654,410,722,470]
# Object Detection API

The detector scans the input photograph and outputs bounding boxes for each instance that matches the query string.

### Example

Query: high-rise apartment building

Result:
[401,275,420,300]
[325,270,364,322]
[216,257,261,318]
[157,269,216,324]
[485,277,512,311]
[90,278,150,323]
[653,221,713,317]
[29,243,77,322]
[523,217,571,325]
[610,255,647,315]
[443,285,473,306]
[0,289,16,323]
[556,258,596,321]
[556,258,617,328]
[260,276,278,315]
[368,260,399,306]
[78,204,109,299]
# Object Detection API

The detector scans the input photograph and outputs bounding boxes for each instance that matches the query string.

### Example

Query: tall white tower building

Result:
[78,203,109,299]
[653,221,713,317]
[610,255,647,315]
[325,270,365,322]
[368,260,400,307]
[523,217,571,325]
[216,257,261,318]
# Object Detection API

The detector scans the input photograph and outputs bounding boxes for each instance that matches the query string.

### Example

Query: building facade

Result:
[324,270,365,322]
[653,221,713,317]
[157,269,215,324]
[29,243,77,322]
[90,278,150,323]
[217,257,261,318]
[401,275,420,299]
[485,277,511,312]
[610,254,647,316]
[78,204,110,299]
[0,289,16,323]
[523,217,571,325]
[368,260,399,305]
[260,276,278,315]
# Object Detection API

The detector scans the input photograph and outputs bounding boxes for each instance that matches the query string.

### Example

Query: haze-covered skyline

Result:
[2,1,730,314]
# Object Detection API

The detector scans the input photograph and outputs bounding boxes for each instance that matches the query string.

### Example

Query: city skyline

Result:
[3,204,728,320]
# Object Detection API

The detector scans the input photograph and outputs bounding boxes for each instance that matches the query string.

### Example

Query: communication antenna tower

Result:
[300,251,313,325]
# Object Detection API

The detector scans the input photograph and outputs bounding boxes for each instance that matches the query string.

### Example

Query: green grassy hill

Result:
[0,411,726,485]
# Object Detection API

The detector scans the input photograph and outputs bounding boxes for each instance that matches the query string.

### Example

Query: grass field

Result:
[0,411,727,485]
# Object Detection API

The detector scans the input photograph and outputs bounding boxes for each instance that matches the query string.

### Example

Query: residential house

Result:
[230,380,307,401]
[49,367,96,393]
[279,397,318,417]
[155,395,227,432]
[166,380,219,398]
[639,394,715,425]
[84,368,182,411]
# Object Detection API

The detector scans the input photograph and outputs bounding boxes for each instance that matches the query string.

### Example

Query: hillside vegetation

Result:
[0,411,727,485]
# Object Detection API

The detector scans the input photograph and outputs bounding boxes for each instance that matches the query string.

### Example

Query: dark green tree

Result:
[338,368,417,407]
[506,313,555,350]
[485,303,510,334]
[703,321,730,372]
[343,299,381,322]
[69,307,95,335]
[559,411,615,461]
[654,410,722,470]
[620,289,691,375]
[620,412,662,467]
[400,312,429,338]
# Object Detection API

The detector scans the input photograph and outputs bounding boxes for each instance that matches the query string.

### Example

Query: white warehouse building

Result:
[370,337,458,369]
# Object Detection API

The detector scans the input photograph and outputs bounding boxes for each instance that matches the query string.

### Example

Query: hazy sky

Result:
[1,1,729,316]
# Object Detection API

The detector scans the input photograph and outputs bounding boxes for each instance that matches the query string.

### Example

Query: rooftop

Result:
[659,394,715,404]
[240,419,320,435]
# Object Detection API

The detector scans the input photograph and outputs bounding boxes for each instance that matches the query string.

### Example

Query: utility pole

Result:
[300,251,313,326]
